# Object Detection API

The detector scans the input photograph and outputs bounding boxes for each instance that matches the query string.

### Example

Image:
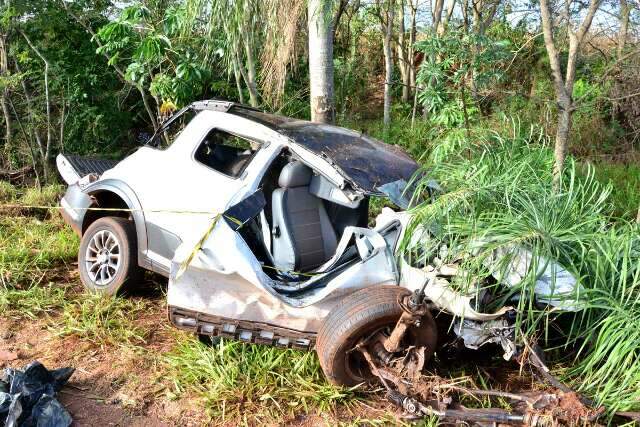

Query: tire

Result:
[316,285,437,387]
[78,217,143,295]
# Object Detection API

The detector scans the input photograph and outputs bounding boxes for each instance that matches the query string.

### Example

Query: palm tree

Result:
[308,0,335,123]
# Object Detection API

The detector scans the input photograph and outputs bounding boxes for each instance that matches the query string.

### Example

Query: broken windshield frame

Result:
[146,107,196,149]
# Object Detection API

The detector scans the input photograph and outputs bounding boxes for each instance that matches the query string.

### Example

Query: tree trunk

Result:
[15,59,46,181]
[232,58,245,104]
[21,30,54,181]
[138,86,158,130]
[397,0,410,103]
[617,0,630,58]
[243,34,259,107]
[8,96,41,188]
[0,34,11,154]
[553,102,572,183]
[539,0,601,189]
[432,0,445,32]
[380,0,395,129]
[408,0,417,89]
[439,0,456,35]
[332,0,349,43]
[308,0,335,124]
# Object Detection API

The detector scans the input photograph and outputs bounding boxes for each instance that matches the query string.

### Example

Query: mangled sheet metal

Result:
[484,245,585,311]
[168,211,399,333]
[168,203,583,353]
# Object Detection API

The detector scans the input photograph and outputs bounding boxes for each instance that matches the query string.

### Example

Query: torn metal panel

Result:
[378,178,441,210]
[453,318,517,360]
[167,218,398,333]
[484,245,584,311]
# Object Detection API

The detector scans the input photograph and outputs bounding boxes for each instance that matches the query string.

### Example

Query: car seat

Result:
[271,161,338,272]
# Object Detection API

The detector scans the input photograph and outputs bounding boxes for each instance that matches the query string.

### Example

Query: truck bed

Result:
[64,155,119,177]
[56,154,120,185]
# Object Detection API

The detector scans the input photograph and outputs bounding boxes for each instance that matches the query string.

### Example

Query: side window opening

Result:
[194,129,262,178]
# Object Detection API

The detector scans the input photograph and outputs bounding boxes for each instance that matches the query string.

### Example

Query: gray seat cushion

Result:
[271,162,337,272]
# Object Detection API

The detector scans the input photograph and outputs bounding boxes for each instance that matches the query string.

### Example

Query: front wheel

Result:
[316,285,438,387]
[78,217,142,295]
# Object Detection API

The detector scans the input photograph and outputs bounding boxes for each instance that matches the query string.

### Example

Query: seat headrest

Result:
[278,161,313,188]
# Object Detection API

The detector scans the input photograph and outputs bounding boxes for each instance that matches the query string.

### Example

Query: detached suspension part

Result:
[386,390,553,426]
[383,279,431,353]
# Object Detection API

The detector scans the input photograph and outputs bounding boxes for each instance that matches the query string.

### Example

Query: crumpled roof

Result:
[230,108,420,195]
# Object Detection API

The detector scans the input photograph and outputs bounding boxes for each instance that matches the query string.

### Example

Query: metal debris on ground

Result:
[361,344,605,426]
[353,284,605,426]
[0,361,74,427]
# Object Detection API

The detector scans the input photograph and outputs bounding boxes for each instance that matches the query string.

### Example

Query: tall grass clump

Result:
[0,181,17,202]
[164,335,356,423]
[403,120,640,414]
[0,284,68,319]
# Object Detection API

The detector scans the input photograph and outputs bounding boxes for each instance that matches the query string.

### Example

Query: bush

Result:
[20,184,65,207]
[405,121,640,414]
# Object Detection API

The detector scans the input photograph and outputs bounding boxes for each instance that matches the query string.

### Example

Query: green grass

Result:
[164,335,357,423]
[19,184,65,207]
[0,283,68,319]
[0,215,78,288]
[0,181,17,203]
[588,162,640,221]
[54,293,150,347]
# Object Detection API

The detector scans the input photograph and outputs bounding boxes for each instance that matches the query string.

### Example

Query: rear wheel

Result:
[78,217,142,295]
[316,285,437,387]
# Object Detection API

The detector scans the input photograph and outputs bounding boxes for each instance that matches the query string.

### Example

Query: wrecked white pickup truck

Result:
[56,100,581,393]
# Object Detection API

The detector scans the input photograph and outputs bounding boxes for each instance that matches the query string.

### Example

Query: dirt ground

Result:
[0,265,399,426]
[0,270,190,426]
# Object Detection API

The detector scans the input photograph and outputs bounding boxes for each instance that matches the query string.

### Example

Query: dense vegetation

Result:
[1,0,640,423]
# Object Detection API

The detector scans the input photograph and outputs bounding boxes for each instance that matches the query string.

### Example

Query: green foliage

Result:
[164,335,356,422]
[0,181,17,202]
[97,2,211,107]
[405,122,640,415]
[341,115,435,160]
[415,31,510,126]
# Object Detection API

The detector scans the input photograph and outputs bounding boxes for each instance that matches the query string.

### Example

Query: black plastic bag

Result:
[0,362,73,427]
